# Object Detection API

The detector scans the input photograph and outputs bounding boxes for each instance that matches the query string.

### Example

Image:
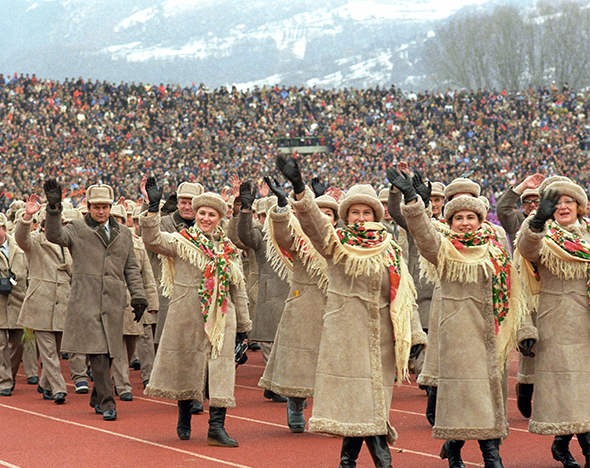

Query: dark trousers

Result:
[88,354,115,411]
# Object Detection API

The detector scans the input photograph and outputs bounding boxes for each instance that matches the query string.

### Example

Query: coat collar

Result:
[84,213,121,246]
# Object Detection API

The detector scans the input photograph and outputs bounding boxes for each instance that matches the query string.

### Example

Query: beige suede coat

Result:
[258,207,326,398]
[402,199,512,441]
[291,188,426,442]
[140,213,251,407]
[15,218,72,332]
[0,235,27,330]
[516,218,590,435]
[44,209,146,358]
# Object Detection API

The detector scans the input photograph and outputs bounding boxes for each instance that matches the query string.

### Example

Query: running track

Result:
[0,350,572,467]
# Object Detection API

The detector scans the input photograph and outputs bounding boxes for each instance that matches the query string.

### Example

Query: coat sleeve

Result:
[230,281,252,333]
[268,207,296,254]
[123,234,147,305]
[515,217,545,263]
[496,187,525,238]
[139,212,178,258]
[136,241,159,312]
[226,216,250,251]
[14,218,33,253]
[401,198,441,266]
[387,187,408,230]
[288,186,335,259]
[411,302,428,346]
[44,207,74,248]
[237,210,263,251]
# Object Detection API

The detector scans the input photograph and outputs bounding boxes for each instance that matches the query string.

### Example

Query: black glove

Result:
[145,177,163,213]
[386,167,418,204]
[409,344,424,360]
[311,177,328,198]
[412,173,432,207]
[160,192,177,214]
[518,339,536,357]
[239,181,256,211]
[43,178,62,209]
[131,298,148,322]
[263,176,288,207]
[529,189,560,231]
[234,333,248,365]
[235,332,248,344]
[276,155,305,194]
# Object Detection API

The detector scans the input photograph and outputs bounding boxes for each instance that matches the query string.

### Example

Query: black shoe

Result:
[0,388,11,397]
[552,435,581,468]
[86,367,94,382]
[119,392,133,401]
[191,400,203,414]
[129,359,141,370]
[515,383,534,418]
[37,385,44,394]
[440,440,466,468]
[142,379,149,389]
[287,397,306,433]
[207,407,238,447]
[177,400,192,440]
[248,342,261,351]
[263,389,288,403]
[27,376,39,385]
[61,353,69,359]
[42,388,54,400]
[478,439,504,468]
[54,392,66,404]
[94,404,103,414]
[103,408,117,421]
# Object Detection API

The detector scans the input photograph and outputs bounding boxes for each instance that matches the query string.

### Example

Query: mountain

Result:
[0,0,532,90]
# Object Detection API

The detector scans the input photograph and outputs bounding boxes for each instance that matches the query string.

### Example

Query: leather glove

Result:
[131,298,148,322]
[311,177,328,198]
[145,177,163,213]
[412,173,432,207]
[409,344,424,360]
[386,167,418,204]
[43,178,62,209]
[235,332,248,344]
[160,192,177,214]
[518,339,536,357]
[239,181,256,211]
[263,176,288,207]
[529,189,560,231]
[276,155,305,194]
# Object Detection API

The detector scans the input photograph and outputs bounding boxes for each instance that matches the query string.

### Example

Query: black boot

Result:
[515,383,534,418]
[552,435,582,468]
[440,440,465,468]
[364,435,392,468]
[207,406,238,447]
[191,399,203,414]
[426,386,437,426]
[287,397,306,433]
[339,437,364,468]
[478,439,504,468]
[577,432,590,468]
[177,400,192,440]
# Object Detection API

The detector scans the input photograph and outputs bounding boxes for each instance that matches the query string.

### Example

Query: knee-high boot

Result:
[577,432,590,468]
[440,440,465,468]
[364,435,392,468]
[552,435,581,468]
[207,406,238,447]
[478,439,504,468]
[177,399,192,440]
[339,437,364,468]
[515,383,534,418]
[426,386,437,426]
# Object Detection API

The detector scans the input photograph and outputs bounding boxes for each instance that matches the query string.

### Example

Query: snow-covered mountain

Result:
[0,0,531,90]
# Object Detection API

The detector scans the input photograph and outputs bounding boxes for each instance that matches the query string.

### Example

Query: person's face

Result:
[258,213,267,225]
[347,203,375,225]
[522,195,540,216]
[554,195,578,226]
[114,216,125,225]
[126,213,134,228]
[430,195,444,217]
[89,204,111,225]
[178,197,195,220]
[0,226,6,244]
[450,210,481,234]
[320,207,338,226]
[195,206,221,233]
[381,202,391,221]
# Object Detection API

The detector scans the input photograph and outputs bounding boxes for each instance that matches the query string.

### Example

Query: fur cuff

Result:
[516,373,535,384]
[416,373,438,387]
[412,329,428,346]
[289,186,315,213]
[401,198,426,218]
[236,320,252,334]
[269,206,291,223]
[139,211,161,227]
[517,324,539,343]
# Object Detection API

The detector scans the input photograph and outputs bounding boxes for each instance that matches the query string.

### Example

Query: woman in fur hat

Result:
[391,170,527,468]
[516,176,590,468]
[277,155,426,468]
[139,177,251,447]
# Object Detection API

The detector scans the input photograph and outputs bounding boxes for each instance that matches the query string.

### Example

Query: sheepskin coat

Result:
[0,235,27,330]
[516,217,590,436]
[291,188,426,442]
[140,213,251,407]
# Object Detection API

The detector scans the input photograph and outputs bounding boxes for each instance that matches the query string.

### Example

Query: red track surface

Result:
[0,350,575,467]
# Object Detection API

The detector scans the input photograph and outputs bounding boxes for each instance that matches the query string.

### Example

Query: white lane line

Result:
[0,460,23,468]
[0,403,254,468]
[392,447,484,467]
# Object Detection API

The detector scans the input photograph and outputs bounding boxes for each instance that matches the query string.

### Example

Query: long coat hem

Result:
[433,426,509,441]
[258,378,313,399]
[308,417,388,439]
[529,420,590,436]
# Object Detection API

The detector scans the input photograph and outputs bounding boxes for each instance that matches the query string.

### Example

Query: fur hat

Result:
[444,178,481,200]
[257,196,278,216]
[378,188,389,203]
[444,196,487,223]
[192,192,228,217]
[86,184,114,205]
[478,196,490,212]
[125,199,135,215]
[538,176,572,196]
[62,208,83,223]
[177,182,204,200]
[544,179,588,214]
[132,206,142,220]
[110,204,127,221]
[251,199,260,213]
[0,213,7,227]
[78,204,88,215]
[431,182,446,197]
[338,184,384,223]
[316,194,339,221]
[520,188,540,203]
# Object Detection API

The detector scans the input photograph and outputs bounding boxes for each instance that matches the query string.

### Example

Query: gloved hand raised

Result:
[43,178,63,209]
[412,173,432,207]
[276,155,305,194]
[263,176,288,207]
[386,167,418,204]
[311,177,328,198]
[239,181,256,211]
[145,177,163,213]
[529,189,560,231]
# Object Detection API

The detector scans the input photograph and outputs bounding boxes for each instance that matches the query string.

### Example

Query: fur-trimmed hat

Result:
[478,196,490,212]
[78,204,88,215]
[520,188,540,203]
[257,196,278,216]
[86,184,114,205]
[110,204,127,221]
[444,196,487,223]
[444,178,480,200]
[191,192,228,217]
[132,206,142,220]
[177,182,204,200]
[316,194,339,220]
[338,184,384,223]
[0,213,7,227]
[538,176,572,196]
[544,179,588,214]
[431,182,446,198]
[63,208,83,223]
[125,199,135,215]
[378,188,389,203]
